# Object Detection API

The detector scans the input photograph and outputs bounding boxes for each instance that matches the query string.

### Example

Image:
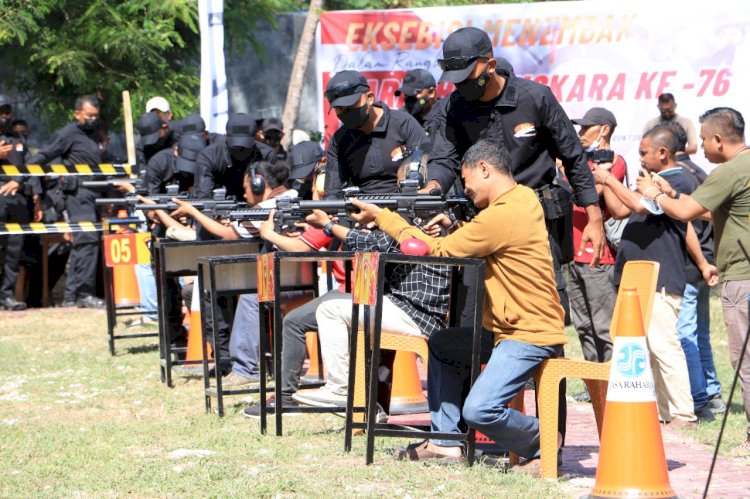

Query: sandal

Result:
[396,440,463,462]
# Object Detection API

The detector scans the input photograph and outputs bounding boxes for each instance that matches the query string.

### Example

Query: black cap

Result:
[137,112,165,146]
[226,113,256,148]
[395,69,436,97]
[571,107,618,128]
[262,117,283,133]
[325,71,370,107]
[438,27,493,84]
[0,94,12,109]
[289,141,324,179]
[177,113,206,136]
[176,133,207,175]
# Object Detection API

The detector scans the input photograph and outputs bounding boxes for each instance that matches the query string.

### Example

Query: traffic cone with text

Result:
[587,288,676,499]
[112,209,140,307]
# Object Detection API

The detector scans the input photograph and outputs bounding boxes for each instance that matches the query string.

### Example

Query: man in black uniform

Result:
[395,69,441,134]
[0,95,41,310]
[135,111,175,174]
[323,70,426,198]
[27,95,107,308]
[260,117,288,162]
[143,133,207,195]
[193,112,277,199]
[424,27,605,319]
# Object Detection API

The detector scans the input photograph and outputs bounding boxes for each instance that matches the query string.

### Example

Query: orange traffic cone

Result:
[587,288,676,498]
[185,280,211,365]
[389,351,428,415]
[302,331,326,383]
[113,264,140,307]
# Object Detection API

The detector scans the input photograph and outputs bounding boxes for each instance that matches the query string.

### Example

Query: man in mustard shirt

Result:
[351,139,567,474]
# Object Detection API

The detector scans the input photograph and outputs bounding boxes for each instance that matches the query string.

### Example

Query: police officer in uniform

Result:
[27,95,107,308]
[143,133,208,195]
[395,68,443,137]
[323,70,426,199]
[424,28,605,320]
[193,113,277,199]
[0,95,41,310]
[260,117,288,162]
[135,111,175,175]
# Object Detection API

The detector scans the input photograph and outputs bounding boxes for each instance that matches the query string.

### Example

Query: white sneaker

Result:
[292,386,347,408]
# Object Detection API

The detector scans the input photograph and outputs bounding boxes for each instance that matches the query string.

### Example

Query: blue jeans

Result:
[676,282,720,409]
[428,327,563,459]
[229,294,260,380]
[134,263,158,320]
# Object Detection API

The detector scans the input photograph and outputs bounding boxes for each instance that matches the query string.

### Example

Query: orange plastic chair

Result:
[509,260,660,479]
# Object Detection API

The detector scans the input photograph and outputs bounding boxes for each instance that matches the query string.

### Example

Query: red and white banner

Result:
[316,0,750,173]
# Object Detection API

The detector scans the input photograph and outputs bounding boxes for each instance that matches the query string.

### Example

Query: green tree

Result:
[0,0,297,129]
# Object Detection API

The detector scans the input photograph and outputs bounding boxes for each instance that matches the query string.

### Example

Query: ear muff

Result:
[250,162,266,195]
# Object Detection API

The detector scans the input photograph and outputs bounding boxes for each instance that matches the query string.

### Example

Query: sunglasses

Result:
[437,56,487,72]
[325,81,367,103]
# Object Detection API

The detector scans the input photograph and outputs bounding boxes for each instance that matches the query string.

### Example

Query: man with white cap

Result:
[146,96,173,122]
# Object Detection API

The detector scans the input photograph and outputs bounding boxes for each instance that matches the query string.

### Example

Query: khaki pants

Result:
[720,280,750,439]
[647,289,696,422]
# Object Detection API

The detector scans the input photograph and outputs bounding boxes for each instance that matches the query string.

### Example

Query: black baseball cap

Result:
[262,117,283,133]
[325,71,370,108]
[226,113,256,148]
[289,141,324,179]
[177,113,206,136]
[176,133,207,175]
[438,27,494,84]
[0,94,12,110]
[395,69,436,97]
[571,107,618,128]
[137,112,165,146]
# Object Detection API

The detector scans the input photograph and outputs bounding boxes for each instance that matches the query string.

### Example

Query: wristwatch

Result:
[323,221,335,237]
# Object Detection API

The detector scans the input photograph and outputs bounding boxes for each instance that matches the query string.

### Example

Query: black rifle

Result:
[134,199,249,213]
[229,193,470,232]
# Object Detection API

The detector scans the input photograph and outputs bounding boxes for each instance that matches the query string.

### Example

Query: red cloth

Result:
[300,227,347,291]
[572,155,626,265]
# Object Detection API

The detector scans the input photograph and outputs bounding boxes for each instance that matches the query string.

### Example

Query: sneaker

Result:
[667,417,698,430]
[572,388,591,403]
[0,297,27,311]
[292,386,347,408]
[707,395,727,415]
[76,295,105,309]
[243,395,299,419]
[695,405,716,423]
[728,439,750,458]
[222,373,260,388]
[510,432,563,478]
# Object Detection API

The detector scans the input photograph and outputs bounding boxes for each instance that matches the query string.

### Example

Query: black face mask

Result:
[0,118,10,133]
[456,70,491,102]
[404,96,426,118]
[79,118,100,133]
[338,104,369,129]
[264,131,282,148]
[291,179,312,200]
[229,146,253,162]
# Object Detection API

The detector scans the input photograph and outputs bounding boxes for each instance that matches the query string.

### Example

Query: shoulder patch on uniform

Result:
[514,123,536,138]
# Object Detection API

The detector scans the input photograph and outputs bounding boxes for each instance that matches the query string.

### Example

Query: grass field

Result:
[0,291,747,498]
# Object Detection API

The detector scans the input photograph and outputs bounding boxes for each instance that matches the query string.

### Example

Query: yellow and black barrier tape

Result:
[1,163,133,176]
[0,218,141,235]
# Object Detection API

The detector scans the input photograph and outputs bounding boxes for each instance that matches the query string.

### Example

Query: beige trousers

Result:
[647,289,696,422]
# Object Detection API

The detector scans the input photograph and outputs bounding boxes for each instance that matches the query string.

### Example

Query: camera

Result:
[586,149,615,163]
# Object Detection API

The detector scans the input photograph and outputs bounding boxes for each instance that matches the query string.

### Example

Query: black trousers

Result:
[0,192,29,299]
[63,187,100,301]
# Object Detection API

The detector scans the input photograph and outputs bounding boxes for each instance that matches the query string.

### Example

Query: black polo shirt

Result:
[427,64,598,206]
[614,167,696,295]
[143,147,177,195]
[323,102,425,198]
[192,141,277,199]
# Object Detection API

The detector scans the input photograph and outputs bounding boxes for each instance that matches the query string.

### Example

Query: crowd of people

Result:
[1,26,749,471]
